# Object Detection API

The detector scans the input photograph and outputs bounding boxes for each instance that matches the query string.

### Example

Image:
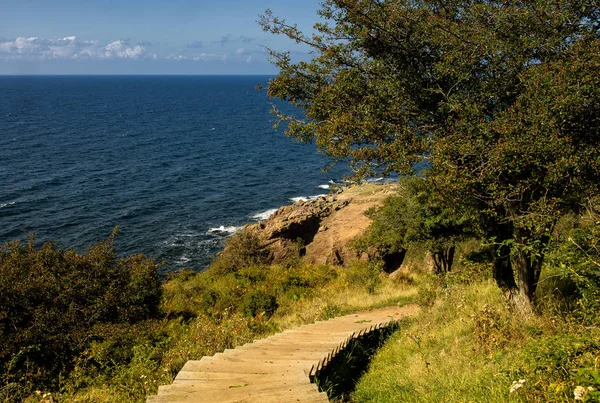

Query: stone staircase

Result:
[147,305,416,403]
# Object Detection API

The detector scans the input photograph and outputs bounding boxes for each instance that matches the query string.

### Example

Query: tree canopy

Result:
[261,0,600,309]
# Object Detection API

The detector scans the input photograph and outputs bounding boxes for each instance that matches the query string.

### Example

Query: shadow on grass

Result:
[311,322,401,402]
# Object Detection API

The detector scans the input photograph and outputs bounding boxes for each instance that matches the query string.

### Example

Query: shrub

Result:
[241,290,279,318]
[208,230,271,276]
[354,177,476,274]
[0,231,161,399]
[547,198,600,325]
[345,261,383,294]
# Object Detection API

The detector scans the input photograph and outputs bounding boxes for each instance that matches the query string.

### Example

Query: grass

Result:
[269,267,418,329]
[352,279,515,402]
[351,272,600,403]
[12,191,600,403]
[18,257,416,403]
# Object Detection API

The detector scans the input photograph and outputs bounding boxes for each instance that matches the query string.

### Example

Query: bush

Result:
[354,177,475,274]
[208,230,271,276]
[0,231,161,399]
[242,290,279,318]
[345,261,383,294]
[547,198,600,325]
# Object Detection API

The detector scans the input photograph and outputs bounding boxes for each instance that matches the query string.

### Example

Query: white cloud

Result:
[0,35,265,66]
[166,54,189,61]
[0,36,153,61]
[214,34,257,47]
[192,52,218,61]
[104,40,146,59]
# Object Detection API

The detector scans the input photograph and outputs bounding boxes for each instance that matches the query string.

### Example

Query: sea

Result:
[0,75,349,272]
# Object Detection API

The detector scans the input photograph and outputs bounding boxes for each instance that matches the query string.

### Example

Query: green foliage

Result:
[573,369,600,402]
[547,199,600,324]
[352,273,600,403]
[416,280,439,308]
[241,290,278,318]
[0,231,161,400]
[261,0,600,305]
[355,177,475,273]
[345,261,383,294]
[208,230,271,276]
[163,254,340,320]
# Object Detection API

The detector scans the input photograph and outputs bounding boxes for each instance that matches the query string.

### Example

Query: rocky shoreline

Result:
[222,182,399,267]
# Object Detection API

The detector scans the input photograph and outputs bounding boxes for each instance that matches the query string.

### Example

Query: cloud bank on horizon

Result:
[0,35,265,63]
[0,36,153,61]
[0,33,309,74]
[0,0,323,75]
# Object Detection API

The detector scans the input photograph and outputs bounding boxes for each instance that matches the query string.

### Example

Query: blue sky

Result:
[0,0,323,74]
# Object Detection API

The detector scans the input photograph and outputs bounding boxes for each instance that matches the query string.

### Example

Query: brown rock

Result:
[244,183,398,267]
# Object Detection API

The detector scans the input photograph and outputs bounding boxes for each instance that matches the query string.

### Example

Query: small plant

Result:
[208,229,271,275]
[345,261,383,294]
[473,304,510,353]
[241,290,279,318]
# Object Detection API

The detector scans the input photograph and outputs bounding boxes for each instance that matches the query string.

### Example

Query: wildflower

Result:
[574,385,586,401]
[574,385,593,401]
[509,379,526,393]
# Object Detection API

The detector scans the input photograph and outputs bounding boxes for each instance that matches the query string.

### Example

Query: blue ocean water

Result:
[0,75,347,271]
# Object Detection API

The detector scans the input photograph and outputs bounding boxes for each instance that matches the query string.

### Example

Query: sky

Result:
[0,0,323,75]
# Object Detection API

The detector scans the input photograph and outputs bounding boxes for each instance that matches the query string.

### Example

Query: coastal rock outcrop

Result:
[244,183,398,267]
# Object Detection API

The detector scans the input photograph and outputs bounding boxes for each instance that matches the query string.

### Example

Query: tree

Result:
[357,177,473,274]
[260,0,600,311]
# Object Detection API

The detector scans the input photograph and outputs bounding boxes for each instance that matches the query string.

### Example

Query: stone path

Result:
[147,305,416,403]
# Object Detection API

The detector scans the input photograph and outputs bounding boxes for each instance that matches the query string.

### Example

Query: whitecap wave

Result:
[175,256,191,265]
[317,184,330,190]
[162,230,201,247]
[207,225,241,235]
[0,202,16,208]
[289,194,328,203]
[251,208,278,221]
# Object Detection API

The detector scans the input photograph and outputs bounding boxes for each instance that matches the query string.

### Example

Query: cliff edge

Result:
[242,182,398,267]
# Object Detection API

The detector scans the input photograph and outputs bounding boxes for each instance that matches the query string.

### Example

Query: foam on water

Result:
[0,202,16,209]
[251,208,279,221]
[289,194,328,203]
[175,256,191,264]
[207,225,241,235]
[317,184,330,189]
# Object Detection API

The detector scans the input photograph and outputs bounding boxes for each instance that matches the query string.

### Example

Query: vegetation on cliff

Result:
[260,0,600,311]
[348,190,600,403]
[257,0,600,395]
[1,183,598,402]
[0,229,161,400]
[0,204,416,402]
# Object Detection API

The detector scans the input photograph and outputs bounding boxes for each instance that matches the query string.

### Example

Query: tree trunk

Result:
[431,245,455,274]
[493,242,517,291]
[446,245,455,272]
[491,223,518,292]
[488,223,525,310]
[514,231,549,308]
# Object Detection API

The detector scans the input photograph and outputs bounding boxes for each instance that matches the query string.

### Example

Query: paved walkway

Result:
[147,305,417,403]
